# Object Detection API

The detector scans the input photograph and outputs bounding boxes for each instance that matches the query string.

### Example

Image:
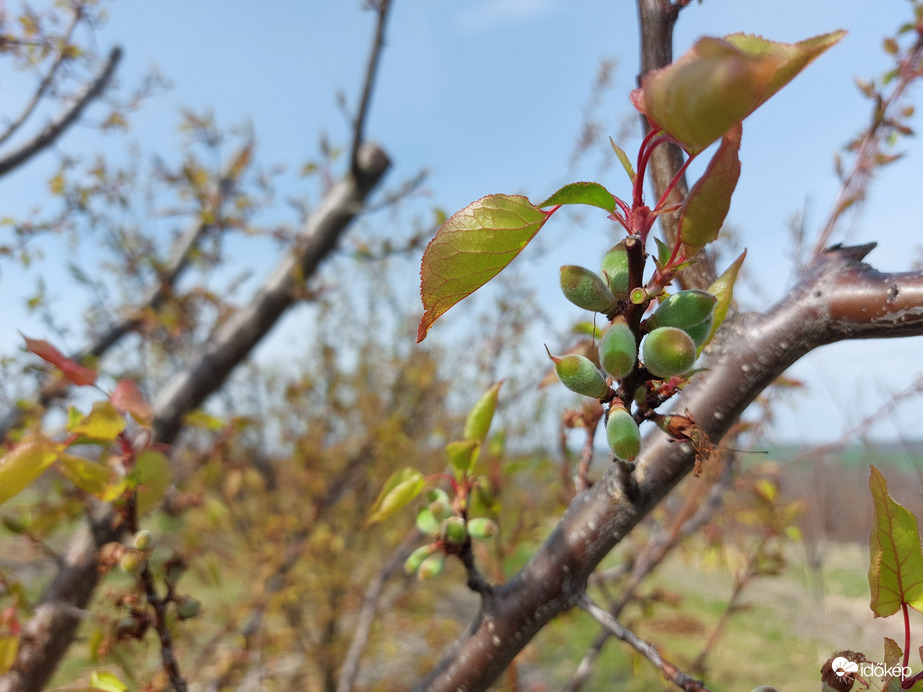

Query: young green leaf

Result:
[89,670,129,692]
[700,249,747,351]
[67,401,126,441]
[609,137,637,185]
[366,468,425,526]
[57,453,125,501]
[633,31,844,154]
[464,381,503,443]
[446,439,479,479]
[678,123,742,256]
[417,195,553,342]
[134,450,171,515]
[538,182,616,213]
[868,465,923,617]
[0,436,58,506]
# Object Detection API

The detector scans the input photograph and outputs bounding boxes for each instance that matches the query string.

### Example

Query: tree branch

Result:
[415,245,923,691]
[0,45,122,179]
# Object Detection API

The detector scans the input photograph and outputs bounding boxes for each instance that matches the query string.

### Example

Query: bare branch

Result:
[0,46,122,179]
[350,0,392,178]
[415,245,923,691]
[578,594,713,692]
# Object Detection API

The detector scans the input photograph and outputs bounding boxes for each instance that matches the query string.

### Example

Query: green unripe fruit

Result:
[417,552,446,580]
[560,265,617,313]
[404,543,438,574]
[606,407,641,461]
[466,517,497,539]
[647,290,716,332]
[415,506,441,535]
[683,315,714,348]
[133,530,153,551]
[599,317,637,379]
[119,551,144,574]
[546,346,609,399]
[175,596,202,619]
[442,516,468,545]
[600,241,630,298]
[642,327,696,378]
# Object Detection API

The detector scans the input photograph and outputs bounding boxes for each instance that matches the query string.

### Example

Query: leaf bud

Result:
[404,543,438,575]
[647,290,717,332]
[600,241,630,298]
[546,346,609,399]
[133,530,154,551]
[466,517,498,539]
[560,265,617,313]
[417,552,446,580]
[175,595,202,620]
[642,327,696,378]
[599,317,637,379]
[441,516,468,545]
[606,407,641,461]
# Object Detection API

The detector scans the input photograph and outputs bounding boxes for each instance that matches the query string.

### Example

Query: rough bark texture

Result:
[416,244,923,691]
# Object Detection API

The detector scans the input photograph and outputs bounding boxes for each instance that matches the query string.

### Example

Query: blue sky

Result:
[3,0,922,447]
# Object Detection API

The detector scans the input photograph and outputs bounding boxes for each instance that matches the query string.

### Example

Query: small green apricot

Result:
[599,317,637,379]
[417,552,446,580]
[647,290,716,332]
[466,517,497,539]
[642,327,696,378]
[175,596,202,620]
[119,552,144,575]
[546,346,609,399]
[683,314,714,348]
[442,516,468,545]
[133,530,153,551]
[404,543,438,575]
[600,241,630,298]
[560,265,617,313]
[606,407,641,461]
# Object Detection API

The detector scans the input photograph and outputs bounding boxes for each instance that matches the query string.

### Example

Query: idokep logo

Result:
[833,654,911,682]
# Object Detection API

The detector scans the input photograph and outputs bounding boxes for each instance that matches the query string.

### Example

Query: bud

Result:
[404,543,438,575]
[417,552,446,580]
[426,488,453,521]
[606,407,641,461]
[599,317,637,379]
[119,551,144,575]
[133,530,154,551]
[560,265,617,313]
[546,346,609,399]
[642,327,696,378]
[466,517,498,539]
[600,241,630,298]
[175,595,202,620]
[647,290,716,332]
[442,516,468,545]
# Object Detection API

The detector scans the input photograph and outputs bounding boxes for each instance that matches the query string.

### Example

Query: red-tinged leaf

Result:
[417,195,552,342]
[635,31,844,154]
[67,401,125,441]
[134,450,170,515]
[679,123,742,255]
[57,453,126,501]
[538,182,616,213]
[22,335,97,386]
[0,436,59,506]
[366,468,425,526]
[464,381,503,443]
[700,250,746,352]
[868,466,923,617]
[110,380,153,426]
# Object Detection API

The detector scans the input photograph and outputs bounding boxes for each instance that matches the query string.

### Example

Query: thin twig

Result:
[577,593,713,691]
[0,46,122,179]
[350,0,392,179]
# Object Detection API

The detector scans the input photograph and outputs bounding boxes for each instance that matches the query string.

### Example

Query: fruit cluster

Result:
[549,241,718,463]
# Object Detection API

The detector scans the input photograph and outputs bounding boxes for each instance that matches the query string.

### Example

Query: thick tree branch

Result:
[0,46,122,179]
[416,244,923,691]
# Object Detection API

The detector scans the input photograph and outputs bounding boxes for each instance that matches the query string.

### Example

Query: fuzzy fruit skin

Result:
[404,543,438,574]
[647,290,716,332]
[642,327,696,378]
[549,350,609,399]
[466,517,497,539]
[417,552,446,580]
[119,552,144,574]
[442,516,468,545]
[133,530,153,551]
[600,242,630,298]
[560,265,617,313]
[606,408,641,461]
[599,318,637,379]
[683,315,713,348]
